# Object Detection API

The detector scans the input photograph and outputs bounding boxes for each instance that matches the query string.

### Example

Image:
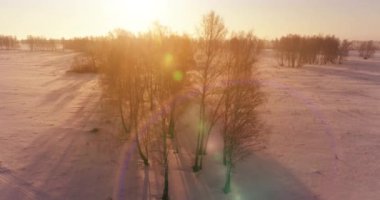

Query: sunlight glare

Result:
[106,0,169,33]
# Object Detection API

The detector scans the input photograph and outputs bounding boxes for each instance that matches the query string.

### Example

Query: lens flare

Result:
[164,53,174,68]
[173,70,183,81]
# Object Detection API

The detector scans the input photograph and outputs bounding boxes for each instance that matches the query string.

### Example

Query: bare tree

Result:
[338,39,352,64]
[359,41,376,59]
[320,35,340,64]
[141,25,194,199]
[221,32,264,193]
[26,35,36,51]
[101,32,150,166]
[274,34,302,67]
[192,11,227,172]
[0,35,18,50]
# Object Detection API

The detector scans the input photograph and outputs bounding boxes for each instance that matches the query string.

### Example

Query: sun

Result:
[106,0,169,33]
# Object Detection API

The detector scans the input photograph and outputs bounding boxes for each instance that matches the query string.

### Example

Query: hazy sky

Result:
[0,0,379,40]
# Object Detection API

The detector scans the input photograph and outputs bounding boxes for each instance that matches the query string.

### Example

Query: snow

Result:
[1,49,380,200]
[0,50,120,200]
[256,50,380,200]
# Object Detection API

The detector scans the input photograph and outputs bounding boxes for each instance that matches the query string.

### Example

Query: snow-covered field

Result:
[1,50,379,200]
[256,50,380,200]
[0,51,120,200]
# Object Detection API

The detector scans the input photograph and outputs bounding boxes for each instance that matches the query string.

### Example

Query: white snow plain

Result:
[1,50,380,200]
[0,51,120,200]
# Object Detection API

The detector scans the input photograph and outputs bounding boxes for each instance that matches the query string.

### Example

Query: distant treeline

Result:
[273,35,351,67]
[0,35,18,50]
[62,37,101,52]
[273,34,377,67]
[0,35,63,51]
[25,36,60,51]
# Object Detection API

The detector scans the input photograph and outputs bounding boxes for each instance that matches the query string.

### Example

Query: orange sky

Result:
[0,0,379,40]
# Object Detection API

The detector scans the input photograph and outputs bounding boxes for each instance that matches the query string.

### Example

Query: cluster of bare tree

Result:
[66,12,264,198]
[359,40,377,59]
[25,36,57,51]
[64,37,107,73]
[191,13,264,195]
[0,35,18,50]
[220,32,264,193]
[274,35,352,67]
[98,27,195,199]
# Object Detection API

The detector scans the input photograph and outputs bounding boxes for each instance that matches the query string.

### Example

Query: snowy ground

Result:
[256,50,380,200]
[1,50,379,200]
[0,51,120,200]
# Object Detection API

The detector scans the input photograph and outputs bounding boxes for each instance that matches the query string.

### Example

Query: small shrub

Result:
[67,55,98,73]
[359,41,376,59]
[89,128,100,133]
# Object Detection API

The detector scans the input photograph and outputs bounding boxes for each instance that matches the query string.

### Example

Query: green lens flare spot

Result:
[173,70,183,81]
[164,53,174,67]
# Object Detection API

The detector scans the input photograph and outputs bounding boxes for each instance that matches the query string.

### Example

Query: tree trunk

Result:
[118,98,129,134]
[136,130,149,166]
[198,107,206,170]
[202,131,210,155]
[223,163,232,194]
[168,104,175,139]
[162,119,169,200]
[135,118,149,166]
[222,140,227,166]
[149,79,155,111]
[193,98,205,172]
[192,130,201,172]
[162,163,169,200]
